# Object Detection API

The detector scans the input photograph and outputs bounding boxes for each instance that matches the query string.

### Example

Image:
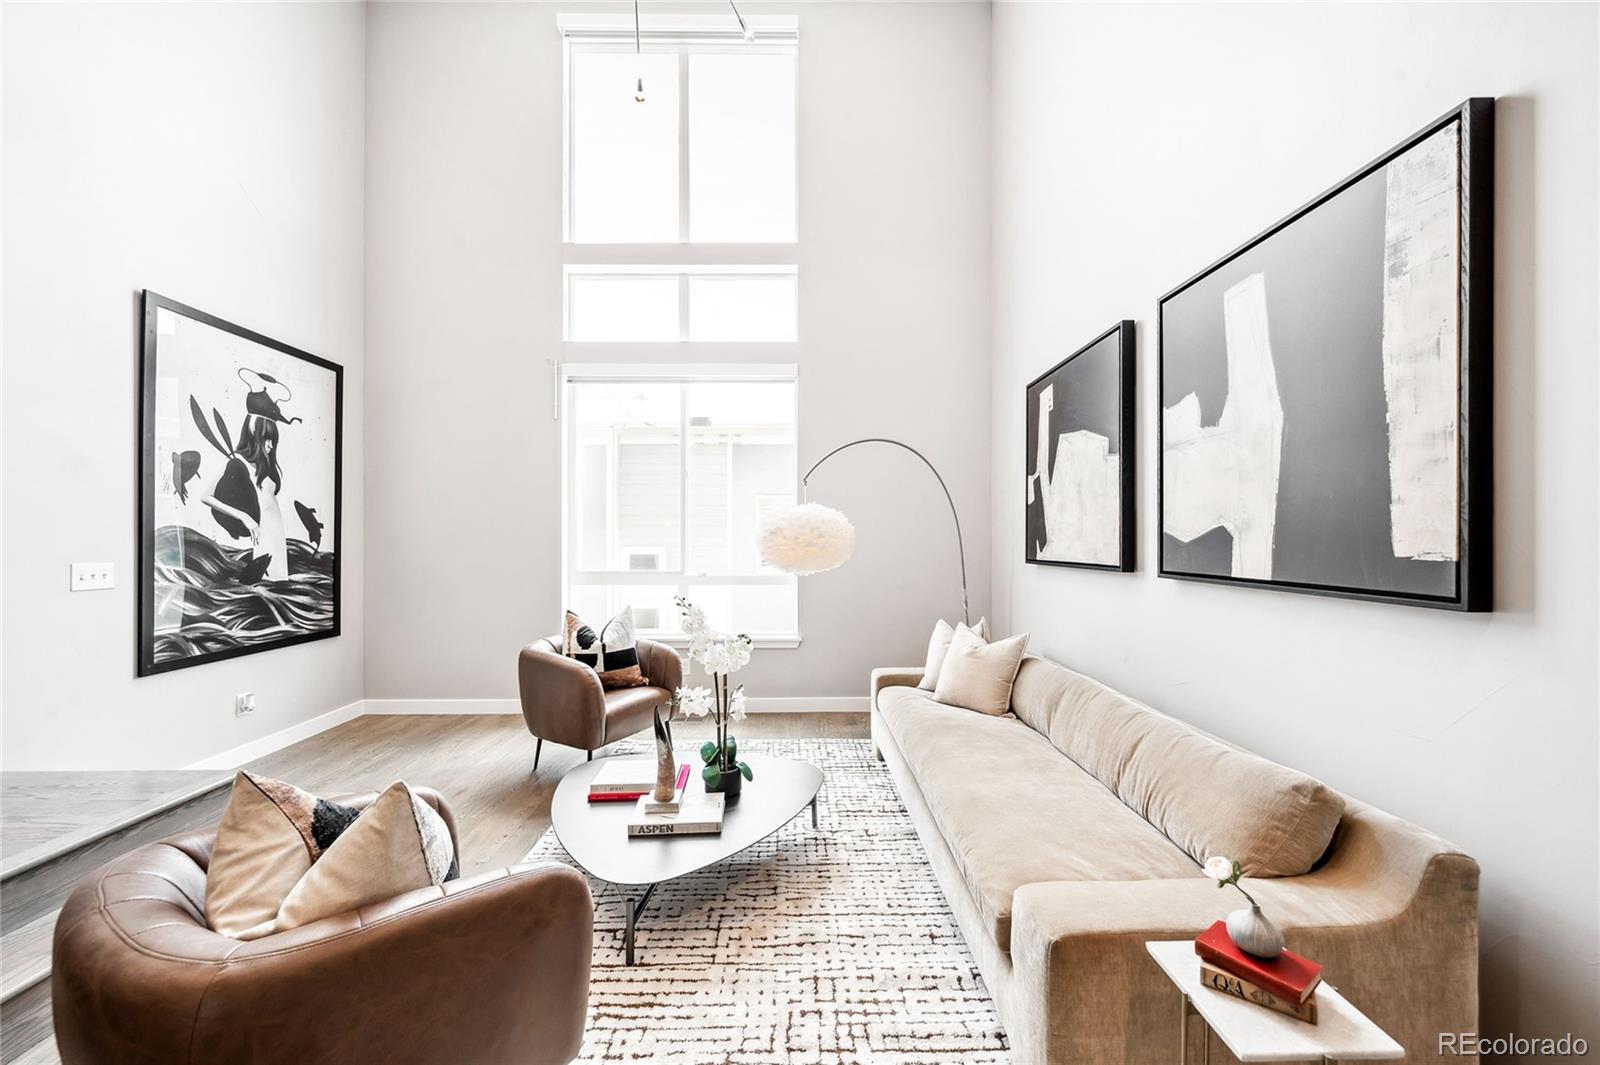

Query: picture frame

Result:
[139,292,344,675]
[1025,320,1136,572]
[1158,98,1492,611]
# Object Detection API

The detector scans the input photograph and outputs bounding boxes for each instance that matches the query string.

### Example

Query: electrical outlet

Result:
[236,693,256,716]
[70,562,115,591]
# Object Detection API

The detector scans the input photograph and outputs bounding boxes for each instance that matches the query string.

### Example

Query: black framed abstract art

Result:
[139,292,343,675]
[1159,99,1492,611]
[1025,320,1135,571]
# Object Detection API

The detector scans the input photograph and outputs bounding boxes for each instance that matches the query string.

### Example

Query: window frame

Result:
[560,363,802,648]
[563,264,800,343]
[561,19,800,247]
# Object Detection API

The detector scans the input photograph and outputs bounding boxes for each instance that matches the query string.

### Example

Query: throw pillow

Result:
[933,627,1029,715]
[204,771,363,938]
[239,781,458,940]
[918,616,990,690]
[564,607,648,689]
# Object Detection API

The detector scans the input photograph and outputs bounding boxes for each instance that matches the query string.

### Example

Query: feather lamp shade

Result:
[758,503,856,575]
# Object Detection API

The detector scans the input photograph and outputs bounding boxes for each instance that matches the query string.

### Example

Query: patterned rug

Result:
[524,737,1009,1064]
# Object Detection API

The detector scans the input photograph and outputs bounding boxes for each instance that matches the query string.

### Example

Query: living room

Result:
[0,1,1596,1063]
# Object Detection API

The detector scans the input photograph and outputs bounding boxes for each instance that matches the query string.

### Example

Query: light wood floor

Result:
[1,771,229,875]
[0,713,868,1065]
[246,712,870,874]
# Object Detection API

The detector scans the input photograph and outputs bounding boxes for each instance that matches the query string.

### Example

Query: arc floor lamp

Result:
[757,438,970,625]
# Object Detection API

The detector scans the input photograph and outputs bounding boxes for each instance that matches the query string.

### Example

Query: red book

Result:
[1194,920,1322,1004]
[587,763,690,803]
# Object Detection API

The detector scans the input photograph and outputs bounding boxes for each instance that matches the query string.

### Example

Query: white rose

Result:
[1204,856,1234,881]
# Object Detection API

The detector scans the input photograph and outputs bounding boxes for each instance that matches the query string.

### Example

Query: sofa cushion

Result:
[1009,657,1344,877]
[933,628,1028,715]
[918,617,990,689]
[876,685,1198,950]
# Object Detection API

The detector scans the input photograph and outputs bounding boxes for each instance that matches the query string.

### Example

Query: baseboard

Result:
[745,697,868,713]
[362,699,521,715]
[361,696,869,715]
[185,694,871,768]
[185,700,366,770]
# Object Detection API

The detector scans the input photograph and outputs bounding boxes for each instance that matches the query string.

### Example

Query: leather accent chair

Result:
[518,636,683,768]
[52,788,593,1065]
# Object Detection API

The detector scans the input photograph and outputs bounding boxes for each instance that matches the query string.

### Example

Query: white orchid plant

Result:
[668,596,754,790]
[1204,855,1261,909]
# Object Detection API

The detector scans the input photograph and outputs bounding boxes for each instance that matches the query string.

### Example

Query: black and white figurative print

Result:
[1025,321,1135,571]
[140,293,342,675]
[1159,101,1491,610]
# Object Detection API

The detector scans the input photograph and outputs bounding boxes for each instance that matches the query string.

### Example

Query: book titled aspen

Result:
[627,793,725,837]
[1199,962,1320,1024]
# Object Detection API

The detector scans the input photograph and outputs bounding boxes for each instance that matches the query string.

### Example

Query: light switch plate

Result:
[70,562,115,591]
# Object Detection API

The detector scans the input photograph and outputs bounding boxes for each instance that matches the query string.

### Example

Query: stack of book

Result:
[628,793,724,837]
[587,760,690,803]
[1194,921,1323,1024]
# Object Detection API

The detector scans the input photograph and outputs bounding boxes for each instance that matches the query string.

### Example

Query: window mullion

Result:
[677,47,691,243]
[678,381,690,599]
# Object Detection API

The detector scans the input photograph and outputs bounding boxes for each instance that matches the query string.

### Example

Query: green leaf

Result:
[724,736,738,762]
[738,761,753,781]
[702,764,722,788]
[700,741,717,764]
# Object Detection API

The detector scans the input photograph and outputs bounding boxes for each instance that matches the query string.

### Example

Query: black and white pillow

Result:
[564,606,647,689]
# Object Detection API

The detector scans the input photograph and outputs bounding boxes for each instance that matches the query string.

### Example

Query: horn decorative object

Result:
[651,705,677,805]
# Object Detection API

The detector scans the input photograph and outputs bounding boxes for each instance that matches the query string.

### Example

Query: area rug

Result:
[523,737,1009,1064]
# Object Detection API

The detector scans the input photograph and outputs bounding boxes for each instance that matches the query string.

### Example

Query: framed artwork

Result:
[140,292,343,675]
[1025,320,1136,571]
[1159,98,1492,611]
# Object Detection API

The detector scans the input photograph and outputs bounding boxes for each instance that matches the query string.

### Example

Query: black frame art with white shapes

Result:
[1158,99,1492,611]
[140,292,343,675]
[1025,320,1136,572]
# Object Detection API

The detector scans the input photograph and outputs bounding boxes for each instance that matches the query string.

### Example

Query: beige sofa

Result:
[871,655,1479,1064]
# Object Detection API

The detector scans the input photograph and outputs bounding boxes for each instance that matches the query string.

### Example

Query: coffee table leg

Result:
[624,883,657,966]
[810,793,819,829]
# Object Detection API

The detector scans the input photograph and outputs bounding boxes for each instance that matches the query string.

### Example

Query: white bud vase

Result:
[1226,904,1284,959]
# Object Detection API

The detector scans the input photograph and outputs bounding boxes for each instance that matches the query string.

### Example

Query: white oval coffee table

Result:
[551,753,823,964]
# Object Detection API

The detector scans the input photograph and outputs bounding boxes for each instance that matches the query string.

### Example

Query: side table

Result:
[1146,940,1404,1064]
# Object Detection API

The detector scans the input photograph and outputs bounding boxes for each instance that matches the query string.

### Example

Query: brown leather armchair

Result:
[518,636,683,768]
[52,788,593,1065]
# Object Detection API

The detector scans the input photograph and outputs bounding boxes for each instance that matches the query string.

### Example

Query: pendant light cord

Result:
[728,0,750,39]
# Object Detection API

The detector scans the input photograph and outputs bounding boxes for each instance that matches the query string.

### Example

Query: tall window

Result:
[560,16,800,641]
[564,367,799,641]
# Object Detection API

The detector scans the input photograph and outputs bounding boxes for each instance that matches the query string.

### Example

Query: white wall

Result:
[363,1,991,705]
[1,2,366,769]
[991,0,1598,1048]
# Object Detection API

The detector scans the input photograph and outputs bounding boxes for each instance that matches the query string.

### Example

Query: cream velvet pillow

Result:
[204,772,362,939]
[237,781,457,940]
[918,617,990,690]
[933,627,1029,715]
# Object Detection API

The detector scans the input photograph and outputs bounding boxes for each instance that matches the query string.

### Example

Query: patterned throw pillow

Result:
[564,606,648,689]
[240,781,458,940]
[204,771,365,938]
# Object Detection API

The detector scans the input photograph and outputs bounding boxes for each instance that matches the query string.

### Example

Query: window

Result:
[565,266,798,342]
[564,367,799,643]
[562,22,798,244]
[559,17,800,643]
